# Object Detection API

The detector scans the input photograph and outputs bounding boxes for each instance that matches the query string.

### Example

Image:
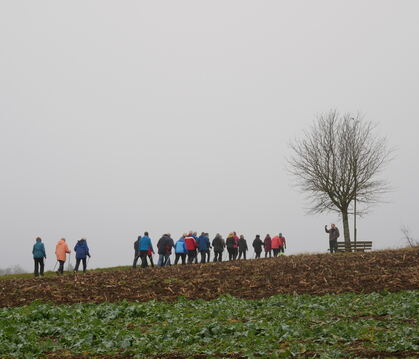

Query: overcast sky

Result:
[1,1,418,271]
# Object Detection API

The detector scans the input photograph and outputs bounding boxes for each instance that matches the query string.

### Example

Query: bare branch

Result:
[288,111,392,245]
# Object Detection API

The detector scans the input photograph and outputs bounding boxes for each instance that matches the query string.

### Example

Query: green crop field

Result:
[1,291,418,359]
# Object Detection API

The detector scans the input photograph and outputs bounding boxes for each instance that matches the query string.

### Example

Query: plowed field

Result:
[1,248,418,307]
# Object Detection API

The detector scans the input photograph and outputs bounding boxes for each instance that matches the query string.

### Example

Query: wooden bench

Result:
[336,241,372,252]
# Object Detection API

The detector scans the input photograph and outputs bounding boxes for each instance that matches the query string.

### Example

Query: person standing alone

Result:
[325,224,340,253]
[32,237,46,277]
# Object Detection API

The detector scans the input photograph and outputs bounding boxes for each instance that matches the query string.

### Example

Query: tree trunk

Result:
[341,210,352,252]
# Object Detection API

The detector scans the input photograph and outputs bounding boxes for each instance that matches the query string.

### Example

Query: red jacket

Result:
[184,236,197,251]
[271,236,280,249]
[233,235,239,249]
[264,236,272,251]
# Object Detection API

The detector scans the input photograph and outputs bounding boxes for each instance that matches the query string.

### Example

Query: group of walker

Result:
[132,231,287,268]
[31,224,339,276]
[32,237,90,277]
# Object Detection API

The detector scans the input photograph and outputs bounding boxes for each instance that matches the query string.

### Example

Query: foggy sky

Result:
[1,1,418,271]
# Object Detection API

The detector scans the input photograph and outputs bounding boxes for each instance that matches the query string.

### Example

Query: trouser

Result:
[205,249,211,263]
[57,260,65,274]
[140,251,149,268]
[279,246,285,254]
[75,258,87,272]
[255,251,261,259]
[158,254,170,267]
[194,249,198,264]
[227,248,235,261]
[175,253,186,265]
[233,248,238,260]
[133,252,140,268]
[200,250,207,263]
[213,251,223,262]
[148,255,154,267]
[187,250,196,264]
[265,250,272,258]
[273,248,280,257]
[329,240,337,253]
[238,250,246,260]
[34,258,44,276]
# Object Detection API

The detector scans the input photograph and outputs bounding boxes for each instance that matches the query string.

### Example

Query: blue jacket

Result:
[74,240,90,259]
[175,238,187,254]
[139,236,153,251]
[32,242,46,259]
[197,235,210,251]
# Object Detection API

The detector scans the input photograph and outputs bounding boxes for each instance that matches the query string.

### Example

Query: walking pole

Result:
[53,260,58,271]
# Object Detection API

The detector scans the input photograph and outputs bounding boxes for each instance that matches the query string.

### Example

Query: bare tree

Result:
[400,225,418,248]
[288,111,391,250]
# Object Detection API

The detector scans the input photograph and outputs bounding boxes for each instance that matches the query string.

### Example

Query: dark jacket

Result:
[197,235,210,251]
[226,236,235,249]
[253,237,263,252]
[157,235,174,255]
[238,237,248,251]
[74,240,90,259]
[33,242,46,259]
[134,237,141,253]
[166,236,174,254]
[325,226,340,241]
[212,236,225,252]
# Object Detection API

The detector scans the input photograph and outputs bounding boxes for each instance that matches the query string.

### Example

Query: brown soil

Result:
[1,248,418,307]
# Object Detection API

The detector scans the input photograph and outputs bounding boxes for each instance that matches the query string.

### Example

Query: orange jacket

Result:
[55,239,71,261]
[271,236,280,249]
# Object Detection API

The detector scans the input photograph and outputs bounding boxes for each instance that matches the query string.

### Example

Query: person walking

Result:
[226,233,236,261]
[197,232,210,264]
[139,232,153,268]
[192,232,199,264]
[238,235,248,260]
[147,245,155,267]
[271,234,281,257]
[253,235,263,259]
[264,234,272,258]
[175,234,187,265]
[185,233,198,264]
[278,233,286,254]
[157,234,170,267]
[133,236,141,268]
[233,232,239,260]
[165,234,174,266]
[55,238,71,274]
[74,238,91,273]
[325,224,340,253]
[32,237,46,277]
[204,233,211,263]
[212,233,225,262]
